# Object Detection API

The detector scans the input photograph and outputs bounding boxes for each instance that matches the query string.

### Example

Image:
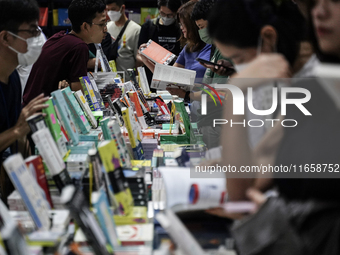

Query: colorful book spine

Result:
[92,188,121,250]
[128,91,148,130]
[42,98,68,158]
[74,90,98,128]
[79,76,100,111]
[89,75,105,110]
[174,100,197,143]
[31,128,72,193]
[51,89,79,145]
[122,107,144,160]
[100,117,111,140]
[25,155,53,208]
[3,154,51,231]
[98,141,134,216]
[62,87,91,134]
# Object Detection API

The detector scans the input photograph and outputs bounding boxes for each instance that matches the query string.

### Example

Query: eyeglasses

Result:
[14,26,42,37]
[159,11,176,18]
[91,21,108,29]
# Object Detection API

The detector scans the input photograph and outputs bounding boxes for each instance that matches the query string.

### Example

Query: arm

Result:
[134,28,143,68]
[70,82,83,93]
[0,94,48,152]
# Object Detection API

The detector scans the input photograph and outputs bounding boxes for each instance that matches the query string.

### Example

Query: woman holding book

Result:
[205,0,340,253]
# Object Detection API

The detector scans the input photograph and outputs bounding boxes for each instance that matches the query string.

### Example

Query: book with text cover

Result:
[42,98,68,158]
[151,63,196,91]
[92,188,121,250]
[79,76,101,111]
[98,141,134,216]
[62,87,91,134]
[3,154,51,231]
[139,39,177,65]
[74,90,98,128]
[51,90,79,145]
[88,75,106,110]
[25,155,53,208]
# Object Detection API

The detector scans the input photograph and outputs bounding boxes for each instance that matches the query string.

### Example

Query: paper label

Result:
[50,114,56,124]
[80,115,86,123]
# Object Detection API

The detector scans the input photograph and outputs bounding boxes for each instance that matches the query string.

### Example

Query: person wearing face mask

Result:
[0,0,50,205]
[22,0,107,107]
[106,0,142,77]
[137,0,182,86]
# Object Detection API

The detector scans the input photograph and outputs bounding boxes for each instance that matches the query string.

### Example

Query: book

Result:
[3,154,51,231]
[62,87,91,134]
[60,185,112,255]
[174,100,197,143]
[137,66,150,95]
[92,189,120,250]
[116,223,153,246]
[128,91,148,130]
[39,7,48,26]
[97,141,134,216]
[31,128,72,193]
[121,107,144,160]
[88,75,106,110]
[151,63,196,91]
[140,8,158,24]
[74,90,98,128]
[51,89,79,145]
[79,76,101,111]
[25,155,53,208]
[113,206,148,225]
[42,98,68,158]
[58,8,70,26]
[139,39,177,65]
[26,114,47,133]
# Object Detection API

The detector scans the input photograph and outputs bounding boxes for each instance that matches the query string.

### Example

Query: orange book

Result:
[39,7,48,27]
[139,39,177,65]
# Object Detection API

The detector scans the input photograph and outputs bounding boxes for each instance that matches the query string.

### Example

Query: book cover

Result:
[74,90,97,128]
[3,154,51,231]
[128,92,148,130]
[113,206,147,225]
[116,223,153,246]
[58,8,70,26]
[26,114,47,133]
[79,76,101,111]
[137,66,150,95]
[39,7,48,27]
[121,107,144,160]
[42,98,68,158]
[60,185,112,255]
[92,189,120,250]
[62,87,91,134]
[174,100,197,143]
[88,75,106,110]
[140,8,158,23]
[31,128,72,193]
[100,117,111,141]
[151,63,196,91]
[97,141,134,216]
[25,155,53,208]
[140,39,177,65]
[51,89,79,145]
[52,9,58,26]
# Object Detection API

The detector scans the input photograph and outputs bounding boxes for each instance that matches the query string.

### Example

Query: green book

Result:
[173,100,197,144]
[42,98,68,158]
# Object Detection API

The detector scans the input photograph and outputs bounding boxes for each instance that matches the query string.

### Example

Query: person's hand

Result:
[246,188,267,208]
[138,43,156,66]
[166,87,186,98]
[14,93,49,136]
[58,80,69,90]
[200,59,235,77]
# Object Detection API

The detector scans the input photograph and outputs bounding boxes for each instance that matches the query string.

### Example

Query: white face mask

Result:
[8,29,45,67]
[108,9,122,22]
[234,36,264,73]
[161,16,175,26]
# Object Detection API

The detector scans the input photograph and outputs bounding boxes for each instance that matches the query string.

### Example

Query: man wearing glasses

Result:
[22,0,107,107]
[0,0,49,204]
[106,0,142,76]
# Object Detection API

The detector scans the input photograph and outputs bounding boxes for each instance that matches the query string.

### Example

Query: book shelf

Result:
[37,0,157,38]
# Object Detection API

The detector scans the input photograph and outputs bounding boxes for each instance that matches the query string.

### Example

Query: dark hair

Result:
[306,0,340,63]
[105,0,125,6]
[68,0,106,33]
[0,0,39,33]
[191,0,216,21]
[157,0,182,13]
[178,0,205,53]
[208,0,306,66]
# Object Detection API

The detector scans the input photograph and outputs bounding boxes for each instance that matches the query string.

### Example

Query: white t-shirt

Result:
[107,20,141,76]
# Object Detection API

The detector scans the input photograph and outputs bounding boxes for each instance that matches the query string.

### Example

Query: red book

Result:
[39,7,48,27]
[25,155,53,208]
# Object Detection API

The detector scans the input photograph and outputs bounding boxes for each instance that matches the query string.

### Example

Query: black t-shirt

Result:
[138,18,182,85]
[275,79,340,202]
[0,70,21,161]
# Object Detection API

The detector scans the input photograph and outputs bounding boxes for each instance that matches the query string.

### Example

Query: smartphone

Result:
[196,57,232,69]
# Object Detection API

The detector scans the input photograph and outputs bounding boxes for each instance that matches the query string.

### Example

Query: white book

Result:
[32,129,65,176]
[151,63,196,91]
[74,90,97,128]
[3,154,51,231]
[137,66,150,95]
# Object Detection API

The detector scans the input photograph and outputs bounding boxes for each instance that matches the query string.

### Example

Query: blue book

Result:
[58,8,70,26]
[92,188,121,250]
[79,76,101,111]
[51,90,79,145]
[62,87,91,134]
